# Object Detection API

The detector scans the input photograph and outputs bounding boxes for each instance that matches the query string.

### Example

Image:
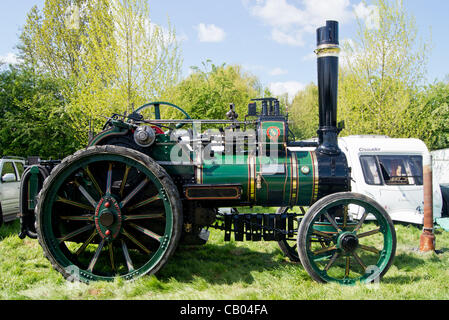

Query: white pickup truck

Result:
[0,157,25,226]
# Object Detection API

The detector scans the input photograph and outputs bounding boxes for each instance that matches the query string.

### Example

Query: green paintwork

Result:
[88,125,129,147]
[39,153,175,283]
[27,166,40,210]
[304,198,395,285]
[135,101,192,120]
[259,120,286,146]
[199,150,315,207]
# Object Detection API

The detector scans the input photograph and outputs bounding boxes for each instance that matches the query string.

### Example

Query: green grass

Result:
[0,220,449,300]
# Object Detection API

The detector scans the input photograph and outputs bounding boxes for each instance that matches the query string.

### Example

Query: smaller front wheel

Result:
[297,192,396,285]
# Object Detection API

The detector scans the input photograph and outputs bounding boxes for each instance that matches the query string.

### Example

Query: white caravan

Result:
[337,136,443,225]
[288,135,443,225]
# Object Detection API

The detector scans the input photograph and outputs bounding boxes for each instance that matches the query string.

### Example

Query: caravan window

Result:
[360,156,382,185]
[360,155,423,186]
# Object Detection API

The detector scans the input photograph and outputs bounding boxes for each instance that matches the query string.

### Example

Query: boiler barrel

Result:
[194,150,347,207]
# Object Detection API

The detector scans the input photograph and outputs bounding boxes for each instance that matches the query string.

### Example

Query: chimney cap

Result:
[317,20,339,46]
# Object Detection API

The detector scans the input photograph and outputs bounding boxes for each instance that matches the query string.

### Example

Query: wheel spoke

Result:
[343,207,348,228]
[127,194,161,211]
[345,256,350,277]
[121,240,135,272]
[354,211,369,232]
[324,251,340,271]
[324,212,342,233]
[120,165,131,197]
[75,229,97,256]
[74,181,98,208]
[123,213,165,221]
[84,166,103,197]
[57,224,94,243]
[106,163,113,195]
[120,178,149,208]
[352,251,367,271]
[108,243,115,272]
[128,222,162,242]
[313,245,337,255]
[87,239,105,272]
[358,228,381,238]
[60,215,94,222]
[359,244,380,254]
[121,228,151,255]
[312,229,335,239]
[56,196,94,211]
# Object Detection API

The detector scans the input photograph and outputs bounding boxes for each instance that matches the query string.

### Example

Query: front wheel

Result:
[297,192,396,285]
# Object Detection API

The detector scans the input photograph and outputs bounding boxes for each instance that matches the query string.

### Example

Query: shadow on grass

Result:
[157,242,295,285]
[0,219,21,239]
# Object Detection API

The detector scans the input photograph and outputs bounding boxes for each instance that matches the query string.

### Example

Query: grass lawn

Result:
[0,219,448,300]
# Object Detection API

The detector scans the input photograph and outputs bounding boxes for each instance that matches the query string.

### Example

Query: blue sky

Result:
[0,0,447,99]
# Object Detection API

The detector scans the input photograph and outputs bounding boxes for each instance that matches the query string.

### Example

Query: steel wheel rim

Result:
[302,197,395,285]
[39,153,175,282]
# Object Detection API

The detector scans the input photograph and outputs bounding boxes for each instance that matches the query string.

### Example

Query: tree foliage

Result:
[162,61,262,122]
[0,66,79,158]
[19,0,181,145]
[407,82,449,150]
[288,83,318,140]
[338,0,429,137]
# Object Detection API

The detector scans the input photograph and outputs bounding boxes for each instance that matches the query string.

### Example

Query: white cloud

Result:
[0,53,21,65]
[196,23,226,43]
[269,81,305,101]
[269,67,288,76]
[302,52,316,61]
[245,0,355,46]
[353,2,380,30]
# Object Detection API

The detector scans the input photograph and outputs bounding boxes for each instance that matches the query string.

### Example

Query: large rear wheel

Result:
[36,146,182,283]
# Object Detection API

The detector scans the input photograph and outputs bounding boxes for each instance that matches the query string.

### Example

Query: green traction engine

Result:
[20,21,396,284]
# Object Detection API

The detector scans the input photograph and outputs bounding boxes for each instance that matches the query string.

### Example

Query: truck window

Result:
[14,162,24,179]
[1,162,18,181]
[377,155,423,186]
[360,156,382,185]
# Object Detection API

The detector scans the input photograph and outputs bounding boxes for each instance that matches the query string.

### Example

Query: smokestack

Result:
[316,21,341,155]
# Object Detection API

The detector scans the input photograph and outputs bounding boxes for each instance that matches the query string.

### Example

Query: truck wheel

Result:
[297,192,396,285]
[35,145,182,283]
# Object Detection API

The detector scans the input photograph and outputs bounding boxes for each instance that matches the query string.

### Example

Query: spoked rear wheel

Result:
[36,146,182,283]
[297,192,396,285]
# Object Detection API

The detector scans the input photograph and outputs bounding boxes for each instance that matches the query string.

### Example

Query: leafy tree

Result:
[162,62,262,123]
[288,83,319,140]
[407,82,449,150]
[19,0,182,145]
[338,0,430,137]
[0,66,79,158]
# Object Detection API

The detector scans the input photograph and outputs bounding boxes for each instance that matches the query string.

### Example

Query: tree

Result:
[19,0,182,145]
[288,83,319,140]
[407,82,449,150]
[338,0,430,137]
[162,62,262,122]
[0,66,79,158]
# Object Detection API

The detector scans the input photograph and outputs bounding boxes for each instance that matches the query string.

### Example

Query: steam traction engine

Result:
[20,21,396,284]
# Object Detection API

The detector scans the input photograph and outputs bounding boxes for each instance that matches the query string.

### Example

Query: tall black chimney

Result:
[316,21,340,155]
